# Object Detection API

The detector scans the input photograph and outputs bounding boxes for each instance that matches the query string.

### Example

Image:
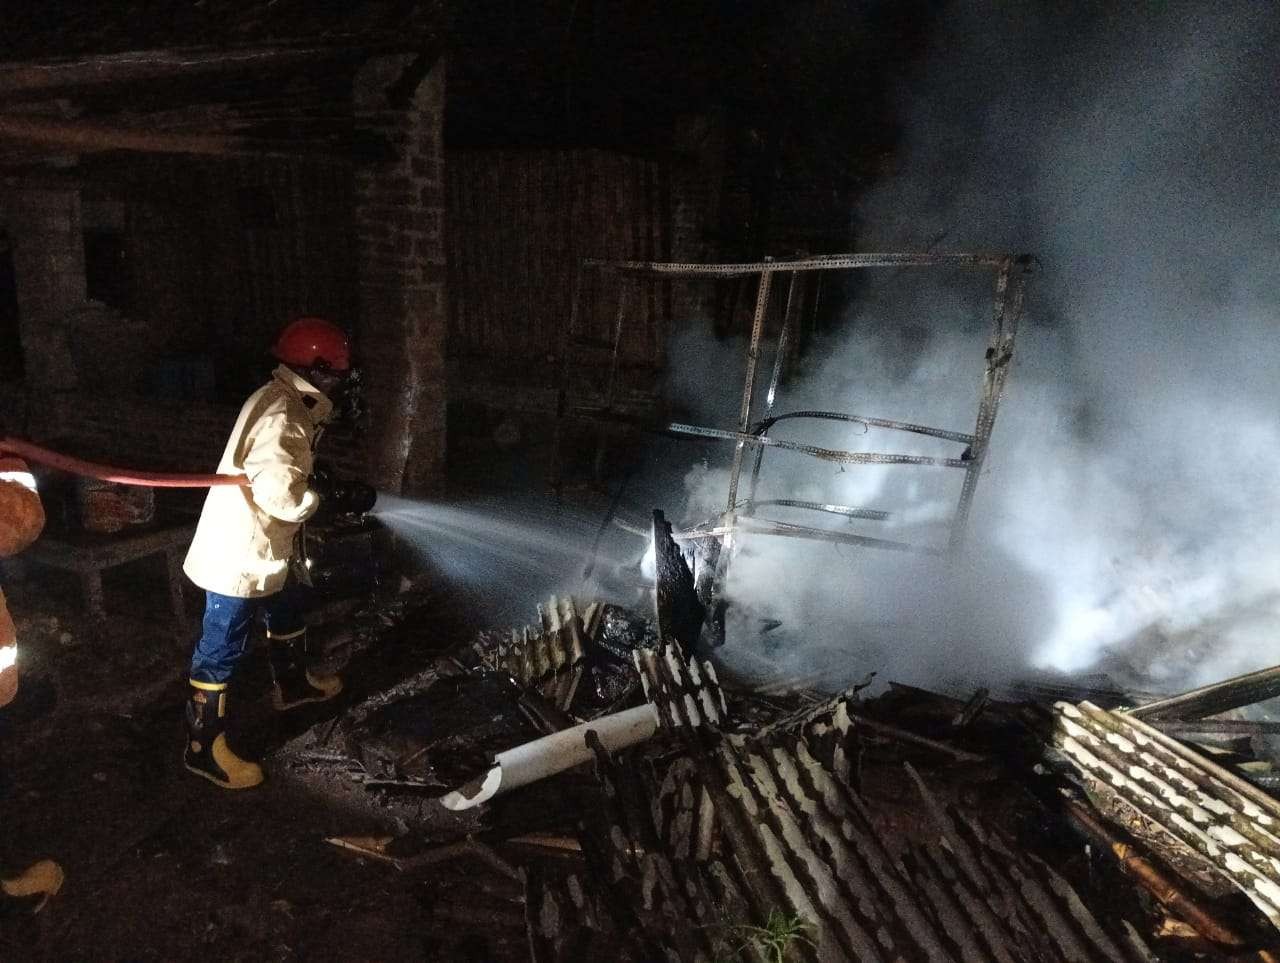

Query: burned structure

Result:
[558,253,1030,552]
[554,251,1032,655]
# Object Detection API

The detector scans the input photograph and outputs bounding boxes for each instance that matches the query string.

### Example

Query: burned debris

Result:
[1051,699,1280,934]
[651,509,706,654]
[269,510,1280,962]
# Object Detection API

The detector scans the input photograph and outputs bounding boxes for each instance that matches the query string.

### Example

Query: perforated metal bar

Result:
[750,499,890,522]
[666,422,970,469]
[584,252,1012,276]
[949,258,1028,550]
[747,270,800,510]
[727,270,773,510]
[756,410,976,446]
[733,516,941,554]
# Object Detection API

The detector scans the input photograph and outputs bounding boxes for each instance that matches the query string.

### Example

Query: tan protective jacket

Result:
[0,457,45,708]
[183,366,332,598]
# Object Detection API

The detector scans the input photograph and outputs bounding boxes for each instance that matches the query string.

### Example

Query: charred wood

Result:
[651,509,705,654]
[1128,664,1280,723]
[0,109,393,160]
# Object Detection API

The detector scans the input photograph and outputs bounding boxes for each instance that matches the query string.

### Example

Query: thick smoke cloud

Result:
[669,2,1280,692]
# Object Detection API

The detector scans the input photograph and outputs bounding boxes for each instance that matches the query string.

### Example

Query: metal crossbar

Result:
[584,252,1012,276]
[665,422,971,468]
[754,410,976,446]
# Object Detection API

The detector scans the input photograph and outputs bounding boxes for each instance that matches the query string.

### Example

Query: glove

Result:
[328,479,376,516]
[309,462,376,517]
[310,460,338,500]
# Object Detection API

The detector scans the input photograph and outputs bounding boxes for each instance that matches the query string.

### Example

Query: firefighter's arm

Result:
[0,457,43,709]
[0,457,45,558]
[241,409,320,524]
[1,590,17,708]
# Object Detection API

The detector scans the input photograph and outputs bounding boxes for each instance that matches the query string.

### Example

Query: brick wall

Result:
[3,56,447,496]
[352,55,448,495]
[4,178,370,483]
[4,187,85,391]
[33,393,236,472]
[28,390,370,482]
[3,60,444,495]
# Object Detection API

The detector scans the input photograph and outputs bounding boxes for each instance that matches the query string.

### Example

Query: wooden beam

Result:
[0,37,430,99]
[1127,663,1280,722]
[0,111,386,161]
[1148,718,1280,736]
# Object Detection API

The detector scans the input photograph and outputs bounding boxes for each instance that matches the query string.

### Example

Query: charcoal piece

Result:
[651,510,705,654]
[344,673,537,789]
[593,605,655,663]
[573,664,640,719]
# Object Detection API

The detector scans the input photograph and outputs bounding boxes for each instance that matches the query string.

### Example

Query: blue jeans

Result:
[189,582,308,685]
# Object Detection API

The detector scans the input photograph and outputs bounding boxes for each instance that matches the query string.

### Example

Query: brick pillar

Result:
[353,56,447,495]
[7,187,85,391]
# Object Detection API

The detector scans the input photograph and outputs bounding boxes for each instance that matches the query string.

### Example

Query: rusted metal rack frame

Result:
[558,252,1032,555]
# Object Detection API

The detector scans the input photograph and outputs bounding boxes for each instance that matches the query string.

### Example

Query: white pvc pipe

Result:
[440,703,660,811]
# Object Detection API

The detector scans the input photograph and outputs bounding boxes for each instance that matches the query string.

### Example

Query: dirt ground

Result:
[1,562,531,963]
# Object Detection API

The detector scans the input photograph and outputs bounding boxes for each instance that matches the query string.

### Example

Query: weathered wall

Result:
[2,61,449,494]
[353,55,448,494]
[3,187,85,392]
[3,163,372,478]
[446,149,672,382]
[96,154,358,401]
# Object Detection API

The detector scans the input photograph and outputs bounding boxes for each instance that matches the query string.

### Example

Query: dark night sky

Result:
[446,0,942,181]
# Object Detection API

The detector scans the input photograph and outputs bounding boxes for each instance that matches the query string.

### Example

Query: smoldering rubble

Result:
[277,509,1280,963]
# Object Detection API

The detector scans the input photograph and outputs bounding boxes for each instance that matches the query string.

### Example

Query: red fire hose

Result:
[0,437,249,489]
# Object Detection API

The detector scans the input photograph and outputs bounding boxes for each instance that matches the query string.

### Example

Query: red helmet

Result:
[272,317,351,372]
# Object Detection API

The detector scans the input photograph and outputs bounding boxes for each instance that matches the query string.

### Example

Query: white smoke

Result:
[664,3,1280,692]
[666,299,1057,691]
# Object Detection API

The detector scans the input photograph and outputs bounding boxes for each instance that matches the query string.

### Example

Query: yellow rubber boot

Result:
[267,629,343,711]
[184,682,263,790]
[1,860,63,914]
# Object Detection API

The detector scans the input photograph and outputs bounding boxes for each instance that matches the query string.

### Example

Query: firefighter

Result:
[181,317,354,790]
[0,455,65,913]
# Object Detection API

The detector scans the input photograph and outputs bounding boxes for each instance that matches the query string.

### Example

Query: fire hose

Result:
[0,437,248,488]
[0,437,377,520]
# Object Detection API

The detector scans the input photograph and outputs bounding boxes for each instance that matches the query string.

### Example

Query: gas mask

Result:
[330,367,365,426]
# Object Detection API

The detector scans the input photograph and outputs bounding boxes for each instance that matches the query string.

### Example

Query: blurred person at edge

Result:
[0,454,65,916]
[180,317,356,791]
